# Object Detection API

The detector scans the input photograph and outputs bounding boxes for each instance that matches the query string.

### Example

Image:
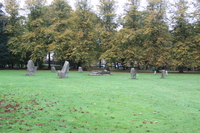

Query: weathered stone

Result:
[130,68,136,79]
[34,66,37,73]
[78,67,83,73]
[51,66,56,72]
[154,71,156,75]
[100,70,110,74]
[161,70,165,78]
[57,70,61,76]
[26,60,35,76]
[165,70,168,76]
[58,61,69,78]
[90,70,110,76]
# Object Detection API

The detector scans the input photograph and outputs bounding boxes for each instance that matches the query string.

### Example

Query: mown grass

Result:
[0,70,200,133]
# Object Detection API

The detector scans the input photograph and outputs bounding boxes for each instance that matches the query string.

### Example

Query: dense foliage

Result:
[1,0,199,72]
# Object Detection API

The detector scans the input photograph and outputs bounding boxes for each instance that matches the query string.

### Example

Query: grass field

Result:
[0,70,200,133]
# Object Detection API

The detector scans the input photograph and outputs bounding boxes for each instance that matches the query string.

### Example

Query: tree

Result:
[73,0,99,68]
[68,0,99,68]
[47,0,72,64]
[187,0,200,70]
[191,0,200,68]
[117,0,145,69]
[0,3,9,68]
[3,0,26,68]
[22,0,47,67]
[171,0,197,72]
[98,0,118,66]
[143,0,171,71]
[42,0,72,68]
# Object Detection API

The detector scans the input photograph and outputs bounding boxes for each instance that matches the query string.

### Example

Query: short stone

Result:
[130,68,136,79]
[161,70,165,78]
[78,67,83,73]
[154,71,156,75]
[51,66,56,72]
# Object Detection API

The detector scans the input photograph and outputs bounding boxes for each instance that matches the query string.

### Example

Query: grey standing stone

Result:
[58,61,69,78]
[57,70,61,76]
[161,70,165,78]
[34,66,37,73]
[78,67,83,73]
[130,68,136,79]
[154,71,156,75]
[165,70,168,76]
[51,66,56,72]
[26,60,35,76]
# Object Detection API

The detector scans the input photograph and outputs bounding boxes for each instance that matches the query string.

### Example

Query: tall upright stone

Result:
[130,68,136,79]
[78,66,83,73]
[161,70,165,78]
[26,60,35,76]
[58,61,69,78]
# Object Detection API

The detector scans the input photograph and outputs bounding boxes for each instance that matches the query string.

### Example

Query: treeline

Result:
[0,0,199,72]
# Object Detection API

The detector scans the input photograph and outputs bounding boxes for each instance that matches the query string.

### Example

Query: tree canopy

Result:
[1,0,199,72]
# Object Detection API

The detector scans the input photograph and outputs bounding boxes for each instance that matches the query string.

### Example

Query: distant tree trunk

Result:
[156,67,160,73]
[77,62,82,69]
[178,66,184,73]
[123,64,126,70]
[137,64,140,70]
[99,60,102,68]
[11,62,14,69]
[48,52,51,69]
[114,62,117,69]
[37,61,39,69]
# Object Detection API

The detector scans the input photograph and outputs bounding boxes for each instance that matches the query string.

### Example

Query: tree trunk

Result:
[99,60,102,68]
[156,67,160,73]
[48,52,51,69]
[77,62,82,69]
[179,66,184,73]
[37,61,39,69]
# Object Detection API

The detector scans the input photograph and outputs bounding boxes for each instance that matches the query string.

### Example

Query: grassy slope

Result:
[0,70,200,133]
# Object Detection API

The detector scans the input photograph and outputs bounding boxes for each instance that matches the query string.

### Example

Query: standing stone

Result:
[78,66,83,73]
[165,70,168,76]
[34,66,37,73]
[130,68,136,79]
[161,70,165,78]
[58,61,69,78]
[51,66,56,72]
[26,60,35,76]
[154,71,156,75]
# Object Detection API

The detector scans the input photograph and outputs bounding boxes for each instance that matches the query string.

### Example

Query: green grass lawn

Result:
[0,70,200,133]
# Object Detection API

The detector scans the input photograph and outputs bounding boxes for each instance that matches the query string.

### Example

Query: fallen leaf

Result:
[59,125,67,127]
